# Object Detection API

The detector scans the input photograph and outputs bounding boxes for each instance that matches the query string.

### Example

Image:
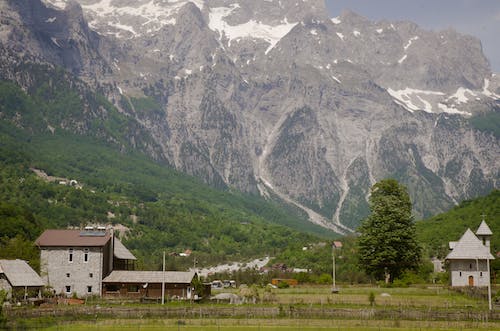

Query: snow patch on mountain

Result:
[447,87,477,104]
[386,85,498,115]
[43,0,204,37]
[403,36,419,50]
[482,78,500,99]
[387,88,444,113]
[437,103,470,116]
[42,0,67,9]
[208,4,297,54]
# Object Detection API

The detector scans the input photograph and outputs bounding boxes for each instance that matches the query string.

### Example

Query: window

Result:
[459,272,462,277]
[480,272,483,277]
[84,248,89,263]
[105,284,120,292]
[127,285,139,293]
[65,286,71,294]
[89,273,93,278]
[66,273,70,278]
[469,263,472,269]
[87,286,92,293]
[68,248,73,262]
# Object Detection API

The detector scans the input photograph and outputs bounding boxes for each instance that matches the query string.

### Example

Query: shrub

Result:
[277,281,289,289]
[315,273,332,285]
[368,292,375,306]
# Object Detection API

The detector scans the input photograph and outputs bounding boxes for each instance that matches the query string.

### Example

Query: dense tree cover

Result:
[416,189,500,276]
[357,179,421,283]
[270,235,370,284]
[469,108,500,138]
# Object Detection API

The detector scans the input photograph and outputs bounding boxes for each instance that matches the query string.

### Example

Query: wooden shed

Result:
[102,270,197,300]
[0,259,44,301]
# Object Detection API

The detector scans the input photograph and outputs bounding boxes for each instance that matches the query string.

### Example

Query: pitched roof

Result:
[35,229,111,247]
[446,228,495,260]
[476,220,493,236]
[113,237,136,260]
[0,260,44,287]
[102,271,196,284]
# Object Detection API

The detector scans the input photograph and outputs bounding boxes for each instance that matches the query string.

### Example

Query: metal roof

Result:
[103,271,196,284]
[0,259,44,287]
[476,220,493,236]
[35,229,111,247]
[446,228,495,260]
[113,237,136,260]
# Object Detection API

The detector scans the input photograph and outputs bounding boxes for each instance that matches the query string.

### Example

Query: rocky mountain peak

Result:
[2,0,499,233]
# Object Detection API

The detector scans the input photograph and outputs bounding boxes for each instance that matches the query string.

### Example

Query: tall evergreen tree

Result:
[357,179,421,282]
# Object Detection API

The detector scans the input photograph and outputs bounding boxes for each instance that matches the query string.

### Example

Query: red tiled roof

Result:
[35,229,111,247]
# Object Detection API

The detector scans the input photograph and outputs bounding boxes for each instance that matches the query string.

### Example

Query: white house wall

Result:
[40,247,103,297]
[449,259,490,287]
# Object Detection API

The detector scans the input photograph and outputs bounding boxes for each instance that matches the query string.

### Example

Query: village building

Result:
[35,227,136,297]
[101,270,198,300]
[0,259,44,300]
[446,221,494,287]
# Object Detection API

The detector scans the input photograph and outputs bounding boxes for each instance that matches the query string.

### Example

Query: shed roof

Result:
[0,259,44,287]
[476,220,493,236]
[113,237,136,260]
[446,229,495,260]
[103,271,196,284]
[35,229,111,247]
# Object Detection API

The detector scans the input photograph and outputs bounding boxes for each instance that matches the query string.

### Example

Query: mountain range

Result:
[0,0,498,233]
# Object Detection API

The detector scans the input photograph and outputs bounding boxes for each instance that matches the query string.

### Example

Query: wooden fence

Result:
[5,305,500,322]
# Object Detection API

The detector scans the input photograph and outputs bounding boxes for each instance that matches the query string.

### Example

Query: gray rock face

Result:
[2,0,499,232]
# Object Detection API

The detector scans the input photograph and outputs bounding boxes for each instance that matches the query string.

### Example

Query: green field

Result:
[5,286,499,330]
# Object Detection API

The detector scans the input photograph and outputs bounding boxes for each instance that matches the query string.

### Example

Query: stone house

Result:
[446,221,494,287]
[0,259,44,300]
[35,227,136,297]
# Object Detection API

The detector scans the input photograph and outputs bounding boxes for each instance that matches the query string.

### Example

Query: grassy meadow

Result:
[6,285,499,330]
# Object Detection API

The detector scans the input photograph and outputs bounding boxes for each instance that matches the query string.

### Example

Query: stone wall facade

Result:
[40,244,111,297]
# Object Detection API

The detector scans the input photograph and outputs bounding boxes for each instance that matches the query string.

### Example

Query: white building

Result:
[446,221,494,287]
[35,227,136,297]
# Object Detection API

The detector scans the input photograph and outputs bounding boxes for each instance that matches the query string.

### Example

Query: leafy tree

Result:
[357,179,421,283]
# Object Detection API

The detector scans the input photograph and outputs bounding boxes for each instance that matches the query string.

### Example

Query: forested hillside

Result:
[0,75,336,272]
[416,189,499,258]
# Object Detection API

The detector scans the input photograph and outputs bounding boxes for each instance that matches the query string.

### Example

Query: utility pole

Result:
[332,242,339,293]
[487,257,492,311]
[162,250,165,305]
